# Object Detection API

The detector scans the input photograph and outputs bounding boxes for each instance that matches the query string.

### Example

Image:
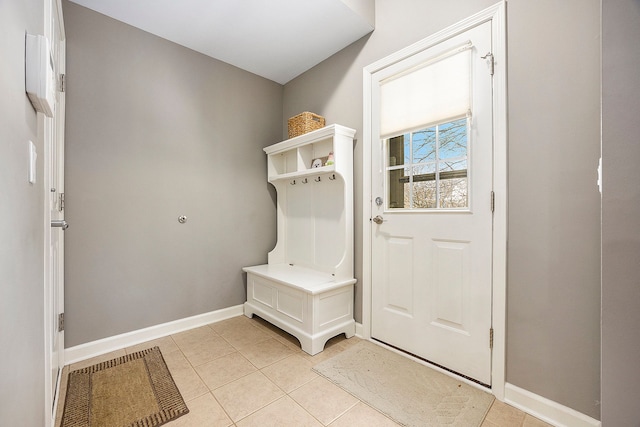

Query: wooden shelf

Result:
[265,124,355,181]
[268,165,336,183]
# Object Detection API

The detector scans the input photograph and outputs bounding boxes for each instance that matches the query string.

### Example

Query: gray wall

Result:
[62,1,282,346]
[0,0,46,425]
[282,0,601,420]
[601,0,640,425]
[506,0,601,418]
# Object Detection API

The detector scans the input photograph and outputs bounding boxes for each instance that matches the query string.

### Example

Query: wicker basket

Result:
[288,112,325,138]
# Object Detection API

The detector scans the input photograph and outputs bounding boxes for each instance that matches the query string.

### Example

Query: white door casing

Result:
[362,2,507,397]
[44,0,66,424]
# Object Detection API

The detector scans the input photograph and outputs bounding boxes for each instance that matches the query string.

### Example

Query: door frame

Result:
[361,2,507,400]
[43,0,66,425]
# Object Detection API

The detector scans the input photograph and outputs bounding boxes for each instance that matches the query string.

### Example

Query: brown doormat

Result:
[61,346,188,427]
[313,340,494,427]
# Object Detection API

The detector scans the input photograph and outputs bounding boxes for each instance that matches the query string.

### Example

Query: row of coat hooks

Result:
[290,174,336,185]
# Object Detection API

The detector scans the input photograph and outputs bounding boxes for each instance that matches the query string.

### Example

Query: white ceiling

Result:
[68,0,375,84]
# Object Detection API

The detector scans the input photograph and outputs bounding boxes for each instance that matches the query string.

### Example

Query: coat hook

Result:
[328,174,336,180]
[290,179,296,185]
[315,176,321,182]
[302,178,308,184]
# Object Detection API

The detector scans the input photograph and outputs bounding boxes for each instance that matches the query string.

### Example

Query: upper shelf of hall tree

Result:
[265,124,356,183]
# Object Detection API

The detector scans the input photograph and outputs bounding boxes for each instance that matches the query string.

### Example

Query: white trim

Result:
[363,3,503,75]
[64,305,244,365]
[43,0,62,425]
[51,368,63,426]
[362,1,507,399]
[488,1,507,401]
[43,110,54,427]
[361,65,373,341]
[355,322,364,338]
[504,383,602,427]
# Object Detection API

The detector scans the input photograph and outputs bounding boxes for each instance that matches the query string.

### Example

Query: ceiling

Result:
[68,0,375,84]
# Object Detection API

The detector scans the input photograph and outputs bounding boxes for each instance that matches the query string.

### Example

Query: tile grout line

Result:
[171,328,239,425]
[58,316,531,427]
[177,320,297,426]
[194,318,341,426]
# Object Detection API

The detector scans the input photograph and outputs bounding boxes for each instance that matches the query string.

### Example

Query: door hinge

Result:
[59,74,65,93]
[481,52,494,76]
[59,192,65,212]
[489,327,494,349]
[490,191,495,213]
[58,313,65,332]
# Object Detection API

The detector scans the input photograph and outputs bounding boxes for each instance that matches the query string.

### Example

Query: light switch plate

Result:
[29,140,37,184]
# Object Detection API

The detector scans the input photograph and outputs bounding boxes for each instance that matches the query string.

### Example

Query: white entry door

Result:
[370,21,494,385]
[45,0,66,420]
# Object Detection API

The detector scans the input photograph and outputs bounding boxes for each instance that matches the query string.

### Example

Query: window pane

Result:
[388,134,409,167]
[412,164,437,208]
[412,127,436,163]
[439,160,468,208]
[438,118,467,159]
[388,167,409,209]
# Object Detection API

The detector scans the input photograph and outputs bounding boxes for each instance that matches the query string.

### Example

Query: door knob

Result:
[51,219,69,230]
[372,215,384,225]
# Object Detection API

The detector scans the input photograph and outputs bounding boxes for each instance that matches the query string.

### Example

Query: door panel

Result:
[432,239,469,330]
[46,0,65,419]
[384,236,414,316]
[371,21,493,385]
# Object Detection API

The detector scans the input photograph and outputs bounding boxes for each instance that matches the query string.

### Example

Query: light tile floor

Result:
[55,315,553,427]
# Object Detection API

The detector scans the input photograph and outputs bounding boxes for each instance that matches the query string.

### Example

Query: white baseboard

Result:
[64,305,244,365]
[504,383,601,427]
[355,322,364,338]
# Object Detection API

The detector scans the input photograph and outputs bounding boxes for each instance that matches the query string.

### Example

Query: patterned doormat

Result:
[313,340,494,426]
[61,346,188,427]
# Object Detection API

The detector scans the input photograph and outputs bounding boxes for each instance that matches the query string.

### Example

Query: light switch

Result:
[29,140,37,184]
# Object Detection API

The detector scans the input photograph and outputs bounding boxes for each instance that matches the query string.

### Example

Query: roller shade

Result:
[380,46,472,139]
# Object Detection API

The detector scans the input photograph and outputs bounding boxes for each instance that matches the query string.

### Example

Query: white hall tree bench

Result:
[243,124,357,355]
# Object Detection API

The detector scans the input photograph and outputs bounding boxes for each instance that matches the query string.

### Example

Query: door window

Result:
[386,117,468,210]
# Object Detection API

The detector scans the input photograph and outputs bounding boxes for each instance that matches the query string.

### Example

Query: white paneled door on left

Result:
[45,0,66,423]
[370,21,494,385]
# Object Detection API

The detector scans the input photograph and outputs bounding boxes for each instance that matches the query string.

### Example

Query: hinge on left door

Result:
[489,327,494,349]
[490,191,495,213]
[59,74,65,93]
[58,313,65,332]
[59,192,65,212]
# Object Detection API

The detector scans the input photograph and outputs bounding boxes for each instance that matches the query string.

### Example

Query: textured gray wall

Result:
[282,0,601,419]
[0,0,46,425]
[62,1,282,346]
[601,0,640,425]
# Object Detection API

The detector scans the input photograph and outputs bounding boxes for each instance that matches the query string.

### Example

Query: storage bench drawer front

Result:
[277,288,305,323]
[248,274,306,325]
[250,275,276,308]
[317,287,353,327]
